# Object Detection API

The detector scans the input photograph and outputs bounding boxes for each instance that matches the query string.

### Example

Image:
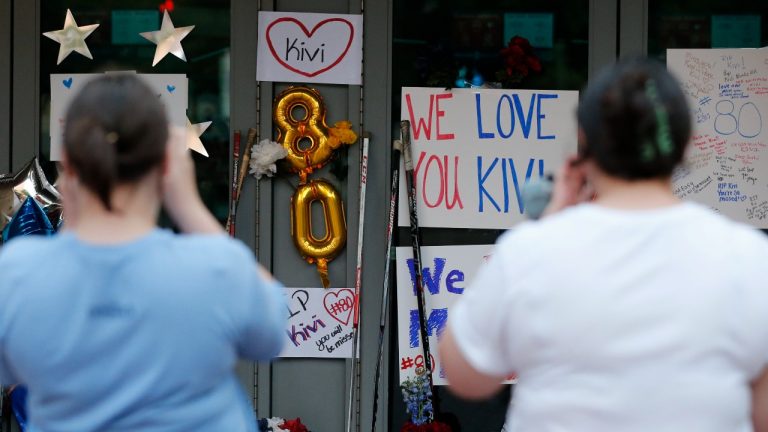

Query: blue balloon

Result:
[2,197,55,243]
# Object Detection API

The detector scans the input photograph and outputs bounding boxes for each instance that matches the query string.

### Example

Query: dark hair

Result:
[64,74,168,210]
[577,57,691,179]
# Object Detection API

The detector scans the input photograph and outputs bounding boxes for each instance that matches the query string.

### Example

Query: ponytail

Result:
[66,117,118,210]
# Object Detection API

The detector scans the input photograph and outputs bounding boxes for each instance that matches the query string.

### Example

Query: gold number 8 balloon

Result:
[274,87,357,182]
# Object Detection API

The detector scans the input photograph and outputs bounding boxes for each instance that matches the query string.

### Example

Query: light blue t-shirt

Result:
[0,229,285,432]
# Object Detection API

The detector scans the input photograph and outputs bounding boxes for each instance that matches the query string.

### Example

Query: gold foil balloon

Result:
[274,86,355,182]
[276,86,356,287]
[0,159,62,236]
[290,179,346,288]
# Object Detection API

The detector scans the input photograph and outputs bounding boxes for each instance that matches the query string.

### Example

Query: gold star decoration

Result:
[140,11,195,67]
[186,118,212,157]
[42,9,100,65]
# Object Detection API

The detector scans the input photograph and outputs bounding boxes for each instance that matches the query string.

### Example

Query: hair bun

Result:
[577,57,690,180]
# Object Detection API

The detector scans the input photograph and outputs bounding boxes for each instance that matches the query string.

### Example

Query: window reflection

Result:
[40,0,231,221]
[392,0,588,95]
[649,0,768,61]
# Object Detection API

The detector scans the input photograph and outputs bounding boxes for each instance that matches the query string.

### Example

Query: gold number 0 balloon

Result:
[274,87,340,182]
[291,180,347,288]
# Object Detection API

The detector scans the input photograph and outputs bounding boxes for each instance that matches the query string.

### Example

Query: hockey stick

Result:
[226,130,241,237]
[401,120,437,413]
[370,138,402,432]
[346,136,370,432]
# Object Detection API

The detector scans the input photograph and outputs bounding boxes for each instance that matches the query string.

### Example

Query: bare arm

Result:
[753,367,768,432]
[438,325,504,400]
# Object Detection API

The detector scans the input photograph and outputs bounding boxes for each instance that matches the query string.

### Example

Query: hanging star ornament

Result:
[186,118,212,157]
[42,9,100,65]
[140,11,195,67]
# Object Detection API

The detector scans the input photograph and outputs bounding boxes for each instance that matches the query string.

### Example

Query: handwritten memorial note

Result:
[668,49,768,227]
[279,287,355,358]
[397,87,578,229]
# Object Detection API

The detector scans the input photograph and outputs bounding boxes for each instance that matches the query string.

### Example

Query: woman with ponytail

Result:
[0,74,285,431]
[440,57,768,431]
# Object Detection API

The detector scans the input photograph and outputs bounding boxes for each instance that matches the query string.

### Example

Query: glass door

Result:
[39,0,232,221]
[389,1,610,430]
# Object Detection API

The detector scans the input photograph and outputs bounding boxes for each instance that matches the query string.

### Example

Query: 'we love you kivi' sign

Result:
[257,12,363,85]
[398,87,579,229]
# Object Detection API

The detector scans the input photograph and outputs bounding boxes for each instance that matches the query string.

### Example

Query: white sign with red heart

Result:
[279,287,357,358]
[257,11,363,85]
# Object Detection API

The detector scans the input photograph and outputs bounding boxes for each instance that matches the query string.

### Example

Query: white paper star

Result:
[186,118,212,157]
[42,9,100,65]
[140,11,195,67]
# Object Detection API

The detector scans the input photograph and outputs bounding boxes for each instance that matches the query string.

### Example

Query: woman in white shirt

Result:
[439,57,768,431]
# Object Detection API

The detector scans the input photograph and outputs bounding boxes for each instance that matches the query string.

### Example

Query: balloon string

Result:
[310,182,321,199]
[317,258,330,288]
[301,149,314,181]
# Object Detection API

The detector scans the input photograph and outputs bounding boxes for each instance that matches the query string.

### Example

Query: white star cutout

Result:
[140,11,195,67]
[186,118,212,157]
[43,9,100,65]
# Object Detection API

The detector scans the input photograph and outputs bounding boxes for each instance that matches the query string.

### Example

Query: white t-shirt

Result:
[451,202,768,432]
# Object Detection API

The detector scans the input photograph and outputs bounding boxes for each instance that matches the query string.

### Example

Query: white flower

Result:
[266,417,288,431]
[249,139,288,180]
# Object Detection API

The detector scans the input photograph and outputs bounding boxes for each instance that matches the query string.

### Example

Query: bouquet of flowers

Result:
[257,417,310,432]
[495,35,542,88]
[400,373,452,432]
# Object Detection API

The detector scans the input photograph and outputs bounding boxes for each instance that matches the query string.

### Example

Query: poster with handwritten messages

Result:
[667,49,768,227]
[398,87,578,229]
[49,73,188,161]
[279,287,354,358]
[396,245,494,385]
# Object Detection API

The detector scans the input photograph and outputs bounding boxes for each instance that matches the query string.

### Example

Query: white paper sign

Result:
[49,73,188,161]
[139,73,189,137]
[396,244,495,385]
[257,12,363,85]
[667,49,768,227]
[280,287,355,358]
[50,74,100,161]
[398,87,578,229]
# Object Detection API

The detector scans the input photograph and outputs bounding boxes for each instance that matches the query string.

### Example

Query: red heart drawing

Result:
[265,17,354,78]
[323,289,356,326]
